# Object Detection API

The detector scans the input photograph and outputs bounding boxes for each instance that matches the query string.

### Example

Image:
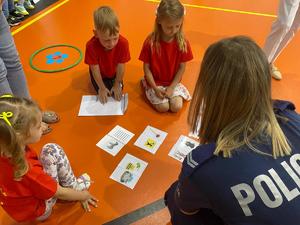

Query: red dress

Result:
[139,38,193,86]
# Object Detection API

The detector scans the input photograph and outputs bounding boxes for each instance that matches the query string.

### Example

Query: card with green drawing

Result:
[110,153,148,189]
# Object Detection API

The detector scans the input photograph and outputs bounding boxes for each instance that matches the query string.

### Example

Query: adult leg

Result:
[263,0,300,63]
[7,0,14,13]
[0,58,12,95]
[2,0,9,18]
[272,4,300,61]
[0,12,30,98]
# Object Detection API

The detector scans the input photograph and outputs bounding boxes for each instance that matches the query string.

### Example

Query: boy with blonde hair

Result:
[85,6,130,103]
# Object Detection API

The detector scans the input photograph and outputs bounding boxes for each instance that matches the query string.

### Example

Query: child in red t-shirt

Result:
[85,6,130,104]
[139,0,193,113]
[0,95,98,222]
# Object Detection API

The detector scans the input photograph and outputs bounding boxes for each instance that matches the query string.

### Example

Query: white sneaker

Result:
[75,173,91,191]
[271,65,282,80]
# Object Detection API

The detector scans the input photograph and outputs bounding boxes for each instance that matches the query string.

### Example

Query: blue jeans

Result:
[0,11,30,98]
[1,0,15,18]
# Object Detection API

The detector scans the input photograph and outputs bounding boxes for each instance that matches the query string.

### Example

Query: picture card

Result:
[96,125,134,156]
[78,94,128,116]
[110,153,148,189]
[169,135,199,162]
[134,126,167,154]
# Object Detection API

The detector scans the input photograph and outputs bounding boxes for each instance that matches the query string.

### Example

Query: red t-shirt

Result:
[0,146,57,222]
[84,35,131,78]
[139,38,193,86]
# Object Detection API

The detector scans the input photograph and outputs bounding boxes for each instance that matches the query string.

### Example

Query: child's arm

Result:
[54,184,98,211]
[165,63,186,98]
[143,63,165,99]
[90,65,110,104]
[111,63,125,101]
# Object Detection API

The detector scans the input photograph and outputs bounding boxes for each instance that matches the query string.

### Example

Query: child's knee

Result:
[170,98,183,113]
[41,143,62,156]
[154,102,169,113]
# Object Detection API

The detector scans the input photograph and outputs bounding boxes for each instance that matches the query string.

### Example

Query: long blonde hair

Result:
[188,36,291,158]
[0,96,41,179]
[149,0,187,53]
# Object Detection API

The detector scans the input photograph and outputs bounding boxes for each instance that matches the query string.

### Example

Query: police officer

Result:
[165,36,300,225]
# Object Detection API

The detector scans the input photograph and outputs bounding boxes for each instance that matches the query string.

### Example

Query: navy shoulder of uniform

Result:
[273,100,300,123]
[180,143,215,180]
[273,100,295,111]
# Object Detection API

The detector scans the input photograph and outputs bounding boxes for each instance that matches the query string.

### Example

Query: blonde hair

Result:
[188,36,291,158]
[93,6,119,36]
[150,0,187,53]
[0,96,41,179]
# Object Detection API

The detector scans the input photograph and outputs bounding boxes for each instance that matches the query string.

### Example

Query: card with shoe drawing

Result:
[96,125,134,156]
[168,135,199,162]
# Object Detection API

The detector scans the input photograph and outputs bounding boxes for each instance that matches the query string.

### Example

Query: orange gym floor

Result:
[1,0,300,224]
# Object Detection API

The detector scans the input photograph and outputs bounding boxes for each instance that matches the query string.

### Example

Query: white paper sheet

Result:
[110,153,148,189]
[168,135,199,162]
[134,126,167,154]
[96,125,134,156]
[78,94,128,116]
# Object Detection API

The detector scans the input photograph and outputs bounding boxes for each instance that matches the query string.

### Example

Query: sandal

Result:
[42,122,52,135]
[42,111,60,124]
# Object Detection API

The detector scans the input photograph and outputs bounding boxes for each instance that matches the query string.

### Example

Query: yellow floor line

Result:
[146,0,276,18]
[12,0,69,36]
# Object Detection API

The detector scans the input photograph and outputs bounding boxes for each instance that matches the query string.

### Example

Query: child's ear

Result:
[16,129,30,140]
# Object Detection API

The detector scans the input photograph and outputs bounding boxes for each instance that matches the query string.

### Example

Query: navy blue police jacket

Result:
[167,100,300,225]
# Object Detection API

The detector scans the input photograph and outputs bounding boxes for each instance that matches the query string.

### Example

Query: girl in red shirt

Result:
[0,96,98,222]
[139,0,193,113]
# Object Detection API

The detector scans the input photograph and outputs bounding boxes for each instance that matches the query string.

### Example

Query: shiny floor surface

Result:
[1,0,300,224]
